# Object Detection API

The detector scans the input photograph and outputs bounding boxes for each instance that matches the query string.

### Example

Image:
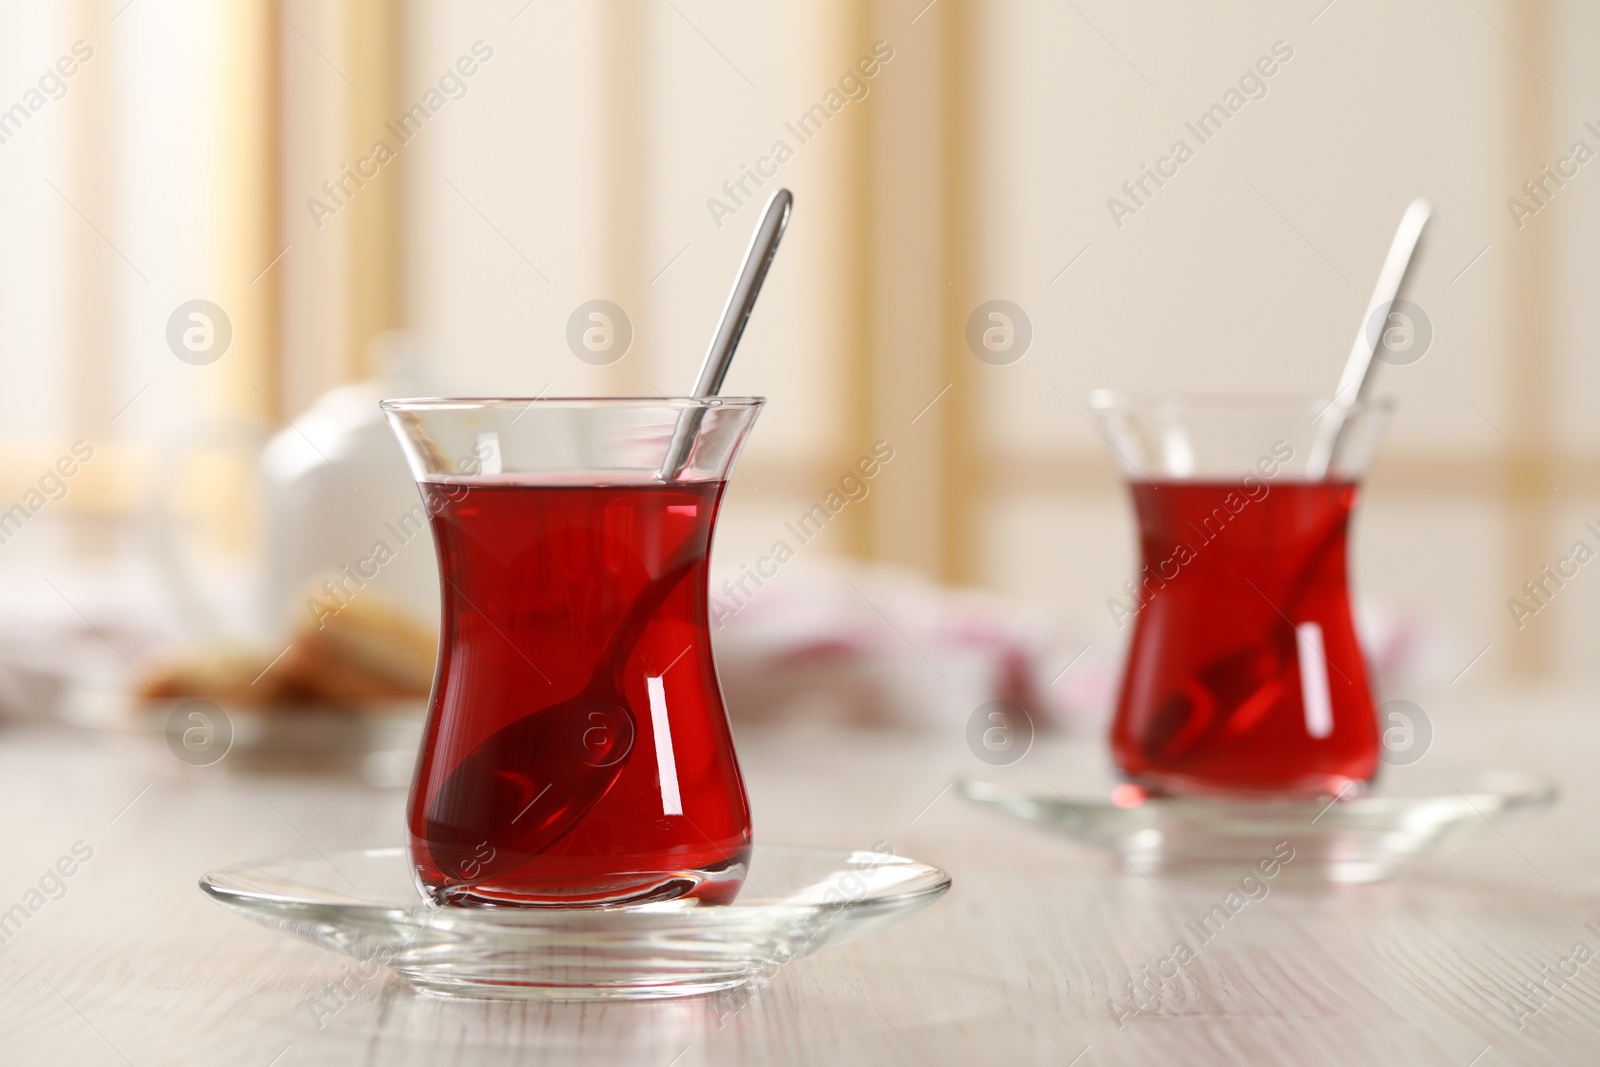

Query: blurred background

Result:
[0,0,1592,753]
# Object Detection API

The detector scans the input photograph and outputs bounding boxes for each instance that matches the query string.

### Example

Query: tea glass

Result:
[1090,392,1389,798]
[382,397,763,906]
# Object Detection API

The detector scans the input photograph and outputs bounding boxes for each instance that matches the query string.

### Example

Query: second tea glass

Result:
[1091,392,1389,798]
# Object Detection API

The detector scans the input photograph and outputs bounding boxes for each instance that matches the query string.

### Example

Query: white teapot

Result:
[258,333,441,635]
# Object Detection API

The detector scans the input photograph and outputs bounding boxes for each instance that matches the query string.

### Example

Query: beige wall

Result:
[396,0,1600,689]
[2,0,1596,690]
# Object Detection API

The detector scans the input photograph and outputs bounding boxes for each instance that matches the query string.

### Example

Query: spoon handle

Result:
[658,189,793,480]
[1306,198,1431,478]
[694,188,793,397]
[1338,200,1431,403]
[589,540,703,694]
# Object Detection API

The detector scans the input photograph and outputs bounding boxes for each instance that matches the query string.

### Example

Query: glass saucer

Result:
[957,767,1557,884]
[200,844,950,1000]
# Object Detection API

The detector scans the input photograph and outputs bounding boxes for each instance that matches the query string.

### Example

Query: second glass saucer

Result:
[958,767,1556,884]
[201,843,950,1000]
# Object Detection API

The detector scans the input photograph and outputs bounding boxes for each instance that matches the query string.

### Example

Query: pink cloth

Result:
[710,557,1429,732]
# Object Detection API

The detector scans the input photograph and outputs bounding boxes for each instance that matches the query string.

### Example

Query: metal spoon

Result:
[423,191,794,901]
[657,187,793,480]
[1140,202,1433,776]
[1305,198,1432,478]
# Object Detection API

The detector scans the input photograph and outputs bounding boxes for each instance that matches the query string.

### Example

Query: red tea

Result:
[409,477,752,906]
[1111,479,1378,796]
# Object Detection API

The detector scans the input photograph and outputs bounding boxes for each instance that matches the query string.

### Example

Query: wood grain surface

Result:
[0,689,1595,1066]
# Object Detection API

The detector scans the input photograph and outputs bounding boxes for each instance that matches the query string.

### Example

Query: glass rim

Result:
[1087,389,1394,415]
[379,396,766,412]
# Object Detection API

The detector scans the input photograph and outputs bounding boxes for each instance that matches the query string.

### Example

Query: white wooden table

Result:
[1,687,1595,1066]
